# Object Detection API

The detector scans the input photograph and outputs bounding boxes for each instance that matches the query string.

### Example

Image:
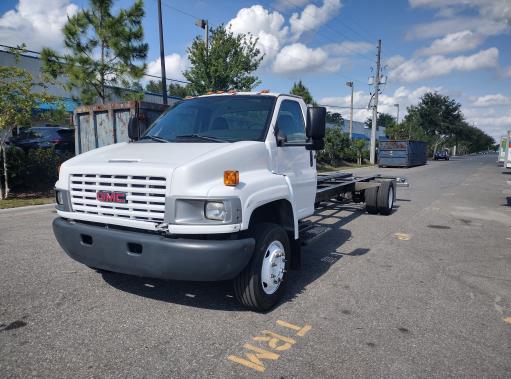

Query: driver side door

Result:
[274,99,316,219]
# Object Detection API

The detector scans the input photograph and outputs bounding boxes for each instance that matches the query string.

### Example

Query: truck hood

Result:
[59,140,271,184]
[67,141,225,168]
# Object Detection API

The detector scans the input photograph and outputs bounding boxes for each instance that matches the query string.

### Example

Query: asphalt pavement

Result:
[1,154,510,378]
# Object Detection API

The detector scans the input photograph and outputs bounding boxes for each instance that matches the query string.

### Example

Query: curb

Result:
[0,203,56,214]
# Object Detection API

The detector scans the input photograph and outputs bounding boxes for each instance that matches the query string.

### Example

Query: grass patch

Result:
[317,162,373,173]
[0,192,55,209]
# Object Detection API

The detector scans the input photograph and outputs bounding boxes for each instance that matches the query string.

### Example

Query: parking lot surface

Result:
[1,155,510,378]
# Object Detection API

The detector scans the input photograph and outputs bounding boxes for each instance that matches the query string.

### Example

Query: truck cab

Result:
[53,92,327,311]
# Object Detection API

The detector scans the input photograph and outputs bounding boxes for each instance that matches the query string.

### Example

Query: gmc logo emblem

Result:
[96,191,127,203]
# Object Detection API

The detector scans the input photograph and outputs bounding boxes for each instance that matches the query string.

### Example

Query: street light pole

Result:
[195,19,209,55]
[346,81,354,140]
[157,0,168,105]
[195,19,209,86]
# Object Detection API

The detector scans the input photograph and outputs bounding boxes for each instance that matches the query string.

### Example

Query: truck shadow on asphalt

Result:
[100,201,374,312]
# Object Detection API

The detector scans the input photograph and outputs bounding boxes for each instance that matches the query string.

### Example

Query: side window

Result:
[276,100,306,142]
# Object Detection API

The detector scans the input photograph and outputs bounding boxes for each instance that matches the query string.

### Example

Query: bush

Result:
[316,128,369,166]
[0,147,72,193]
[316,128,351,165]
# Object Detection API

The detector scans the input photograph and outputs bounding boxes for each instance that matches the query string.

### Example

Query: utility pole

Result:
[394,103,399,124]
[370,39,381,165]
[346,81,354,140]
[157,0,168,105]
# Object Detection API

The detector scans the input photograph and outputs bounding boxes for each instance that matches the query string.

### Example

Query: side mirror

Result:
[275,127,287,146]
[128,115,140,141]
[306,107,326,150]
[306,107,326,139]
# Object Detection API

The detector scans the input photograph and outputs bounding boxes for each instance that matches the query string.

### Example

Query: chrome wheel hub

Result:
[261,240,286,295]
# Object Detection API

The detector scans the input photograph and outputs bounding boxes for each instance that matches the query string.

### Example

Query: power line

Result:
[319,104,368,109]
[152,0,203,22]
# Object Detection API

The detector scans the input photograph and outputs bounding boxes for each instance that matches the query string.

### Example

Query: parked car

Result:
[10,126,75,155]
[434,150,449,160]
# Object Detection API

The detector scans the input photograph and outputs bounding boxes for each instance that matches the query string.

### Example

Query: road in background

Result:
[1,155,510,378]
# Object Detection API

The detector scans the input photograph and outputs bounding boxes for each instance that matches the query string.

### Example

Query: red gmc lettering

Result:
[96,192,126,203]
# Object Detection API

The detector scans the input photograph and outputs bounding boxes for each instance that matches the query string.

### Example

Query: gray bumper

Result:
[53,218,255,281]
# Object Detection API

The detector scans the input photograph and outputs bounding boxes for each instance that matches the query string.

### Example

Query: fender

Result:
[243,173,299,239]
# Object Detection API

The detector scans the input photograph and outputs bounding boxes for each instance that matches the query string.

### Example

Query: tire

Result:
[377,180,395,215]
[365,185,379,214]
[234,223,290,312]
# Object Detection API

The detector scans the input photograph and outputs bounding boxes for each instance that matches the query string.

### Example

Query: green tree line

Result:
[385,92,495,154]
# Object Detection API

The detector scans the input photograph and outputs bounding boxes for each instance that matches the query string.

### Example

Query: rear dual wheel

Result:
[365,180,395,215]
[377,180,395,215]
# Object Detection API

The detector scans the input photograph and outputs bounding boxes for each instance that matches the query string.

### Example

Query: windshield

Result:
[142,95,276,143]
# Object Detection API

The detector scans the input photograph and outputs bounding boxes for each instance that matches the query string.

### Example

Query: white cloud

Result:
[502,66,511,77]
[409,0,511,22]
[471,94,511,107]
[147,54,188,81]
[0,0,78,51]
[272,43,340,74]
[228,5,289,63]
[407,0,511,40]
[386,55,406,69]
[389,47,499,82]
[289,0,342,39]
[407,17,509,40]
[228,3,351,75]
[415,30,484,56]
[323,41,373,56]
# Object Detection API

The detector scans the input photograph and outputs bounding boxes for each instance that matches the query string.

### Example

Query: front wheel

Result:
[234,223,290,311]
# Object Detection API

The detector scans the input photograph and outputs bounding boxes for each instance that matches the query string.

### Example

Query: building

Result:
[326,120,387,141]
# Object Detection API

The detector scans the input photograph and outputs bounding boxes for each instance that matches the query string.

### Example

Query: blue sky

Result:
[0,0,510,138]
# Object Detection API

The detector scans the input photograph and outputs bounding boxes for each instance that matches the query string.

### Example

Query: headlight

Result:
[204,201,226,221]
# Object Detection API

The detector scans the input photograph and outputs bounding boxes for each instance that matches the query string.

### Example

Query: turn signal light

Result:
[224,170,239,186]
[259,89,270,93]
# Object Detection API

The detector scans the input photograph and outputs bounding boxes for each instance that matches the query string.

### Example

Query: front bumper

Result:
[53,218,255,281]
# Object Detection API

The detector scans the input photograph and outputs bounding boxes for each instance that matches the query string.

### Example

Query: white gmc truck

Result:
[53,92,402,311]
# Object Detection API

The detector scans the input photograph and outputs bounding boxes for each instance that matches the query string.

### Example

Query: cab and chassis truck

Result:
[53,92,404,311]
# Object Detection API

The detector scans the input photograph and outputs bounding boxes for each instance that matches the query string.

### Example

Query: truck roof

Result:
[195,91,302,100]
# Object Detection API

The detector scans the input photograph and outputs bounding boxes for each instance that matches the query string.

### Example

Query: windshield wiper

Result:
[174,134,228,143]
[140,135,169,143]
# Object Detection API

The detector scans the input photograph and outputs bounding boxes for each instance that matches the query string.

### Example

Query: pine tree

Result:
[290,81,315,105]
[41,0,148,104]
[184,26,262,95]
